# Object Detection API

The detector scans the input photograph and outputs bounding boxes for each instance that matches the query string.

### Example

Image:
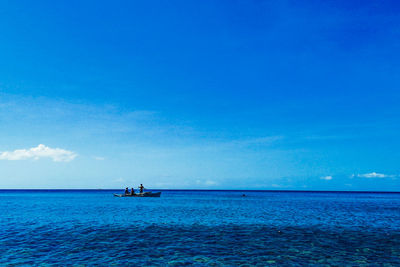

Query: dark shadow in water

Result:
[1,223,399,265]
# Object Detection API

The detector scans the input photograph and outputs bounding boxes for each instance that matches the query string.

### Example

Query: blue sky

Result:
[0,0,399,190]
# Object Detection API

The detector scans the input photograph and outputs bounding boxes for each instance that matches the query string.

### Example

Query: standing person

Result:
[139,184,145,194]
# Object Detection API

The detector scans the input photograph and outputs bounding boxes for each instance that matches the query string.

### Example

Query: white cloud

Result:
[204,180,218,186]
[0,144,77,162]
[195,179,218,186]
[320,175,333,180]
[356,172,391,178]
[94,156,105,161]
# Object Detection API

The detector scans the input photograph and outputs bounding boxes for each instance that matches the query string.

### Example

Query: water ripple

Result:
[1,223,399,265]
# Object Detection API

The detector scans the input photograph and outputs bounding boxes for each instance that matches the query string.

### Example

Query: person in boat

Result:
[130,187,135,196]
[124,187,129,195]
[138,184,145,194]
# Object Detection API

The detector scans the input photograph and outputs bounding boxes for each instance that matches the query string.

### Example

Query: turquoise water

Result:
[1,190,399,265]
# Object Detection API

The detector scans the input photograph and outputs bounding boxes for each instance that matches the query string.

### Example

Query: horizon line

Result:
[0,189,399,193]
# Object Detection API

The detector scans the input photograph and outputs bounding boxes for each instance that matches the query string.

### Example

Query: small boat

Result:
[113,192,161,197]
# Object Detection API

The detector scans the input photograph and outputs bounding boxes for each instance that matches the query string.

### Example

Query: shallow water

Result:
[1,190,399,265]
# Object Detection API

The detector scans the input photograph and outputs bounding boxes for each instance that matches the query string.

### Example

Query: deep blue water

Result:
[1,190,400,265]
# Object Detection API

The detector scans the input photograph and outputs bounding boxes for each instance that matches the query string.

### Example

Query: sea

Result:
[0,190,399,266]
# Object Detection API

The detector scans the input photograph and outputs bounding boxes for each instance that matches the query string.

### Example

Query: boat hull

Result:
[113,192,161,197]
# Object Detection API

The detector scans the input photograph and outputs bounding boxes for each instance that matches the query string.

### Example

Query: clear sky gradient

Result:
[0,0,399,190]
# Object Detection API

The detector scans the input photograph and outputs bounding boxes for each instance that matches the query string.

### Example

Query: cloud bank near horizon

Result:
[355,172,394,179]
[320,175,333,180]
[0,144,77,162]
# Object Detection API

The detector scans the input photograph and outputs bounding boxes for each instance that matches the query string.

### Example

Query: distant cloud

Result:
[320,175,333,180]
[204,180,218,186]
[356,172,392,178]
[270,183,292,188]
[0,144,77,162]
[94,156,105,160]
[196,179,218,186]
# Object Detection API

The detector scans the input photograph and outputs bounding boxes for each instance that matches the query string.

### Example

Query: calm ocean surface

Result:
[1,190,399,266]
